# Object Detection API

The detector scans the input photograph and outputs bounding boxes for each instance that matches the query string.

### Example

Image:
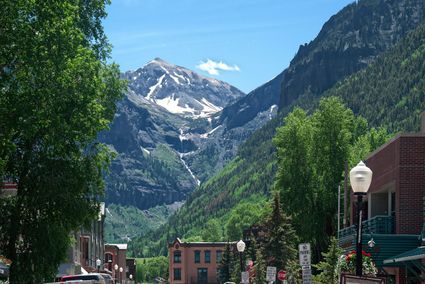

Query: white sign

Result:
[241,271,249,284]
[266,266,277,282]
[301,265,312,284]
[299,243,311,266]
[302,266,311,275]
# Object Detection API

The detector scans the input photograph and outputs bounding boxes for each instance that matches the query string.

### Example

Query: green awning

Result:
[383,246,425,264]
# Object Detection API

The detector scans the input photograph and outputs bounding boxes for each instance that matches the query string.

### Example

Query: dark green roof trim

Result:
[340,234,421,267]
[383,246,425,264]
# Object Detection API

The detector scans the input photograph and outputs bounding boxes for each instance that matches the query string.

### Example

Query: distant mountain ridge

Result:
[217,0,425,131]
[123,58,244,118]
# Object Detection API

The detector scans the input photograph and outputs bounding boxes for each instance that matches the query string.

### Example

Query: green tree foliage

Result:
[262,192,298,271]
[218,242,233,284]
[349,127,390,166]
[274,97,383,259]
[325,23,425,133]
[286,260,302,284]
[0,0,124,282]
[136,256,168,283]
[201,219,223,242]
[314,237,344,284]
[225,201,265,241]
[273,108,315,244]
[254,246,267,284]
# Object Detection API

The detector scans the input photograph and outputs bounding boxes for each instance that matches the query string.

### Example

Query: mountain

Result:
[128,0,425,256]
[99,58,246,213]
[124,58,244,119]
[217,0,425,132]
[280,0,425,110]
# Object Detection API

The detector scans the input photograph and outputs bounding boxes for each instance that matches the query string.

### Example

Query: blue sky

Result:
[104,0,354,93]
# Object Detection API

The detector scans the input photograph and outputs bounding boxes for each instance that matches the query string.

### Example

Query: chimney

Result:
[421,111,425,133]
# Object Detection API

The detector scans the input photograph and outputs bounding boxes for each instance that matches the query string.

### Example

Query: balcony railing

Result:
[338,215,395,244]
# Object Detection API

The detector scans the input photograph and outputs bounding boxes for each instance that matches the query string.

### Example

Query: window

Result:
[216,250,222,263]
[194,250,200,263]
[205,250,211,263]
[173,268,181,281]
[174,250,181,263]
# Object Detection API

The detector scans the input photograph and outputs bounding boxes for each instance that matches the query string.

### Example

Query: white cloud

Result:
[196,59,240,75]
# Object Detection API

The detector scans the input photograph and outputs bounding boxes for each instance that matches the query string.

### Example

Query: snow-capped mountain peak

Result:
[124,58,245,118]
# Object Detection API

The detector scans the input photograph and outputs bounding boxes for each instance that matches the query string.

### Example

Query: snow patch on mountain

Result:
[147,74,165,100]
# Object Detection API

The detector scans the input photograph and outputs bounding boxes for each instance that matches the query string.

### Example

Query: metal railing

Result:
[338,215,395,244]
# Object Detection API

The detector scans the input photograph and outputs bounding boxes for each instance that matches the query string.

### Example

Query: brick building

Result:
[168,238,229,284]
[105,243,127,283]
[57,202,106,277]
[339,112,425,283]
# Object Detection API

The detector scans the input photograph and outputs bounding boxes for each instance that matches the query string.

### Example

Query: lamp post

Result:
[96,258,101,273]
[119,266,123,284]
[350,161,372,277]
[114,264,118,283]
[237,239,246,282]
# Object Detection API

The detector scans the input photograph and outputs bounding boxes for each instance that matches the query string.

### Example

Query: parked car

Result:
[100,273,114,284]
[60,273,106,283]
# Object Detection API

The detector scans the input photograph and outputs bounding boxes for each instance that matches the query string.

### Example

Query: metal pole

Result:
[337,185,341,238]
[344,161,348,228]
[239,252,243,272]
[356,194,363,276]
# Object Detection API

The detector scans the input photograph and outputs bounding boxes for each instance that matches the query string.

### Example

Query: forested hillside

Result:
[325,23,425,132]
[128,5,425,257]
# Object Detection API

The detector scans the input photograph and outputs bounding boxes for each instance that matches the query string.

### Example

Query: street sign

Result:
[277,270,286,281]
[266,266,276,282]
[241,271,249,284]
[299,243,311,266]
[301,265,312,284]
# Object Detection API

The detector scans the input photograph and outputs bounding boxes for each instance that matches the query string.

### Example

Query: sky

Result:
[104,0,354,93]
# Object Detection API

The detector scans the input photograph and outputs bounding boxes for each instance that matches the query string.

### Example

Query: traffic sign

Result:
[266,266,276,282]
[299,243,311,266]
[277,270,286,281]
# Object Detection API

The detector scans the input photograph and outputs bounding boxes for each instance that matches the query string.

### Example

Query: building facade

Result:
[57,202,106,277]
[105,243,127,283]
[168,238,227,284]
[339,113,425,284]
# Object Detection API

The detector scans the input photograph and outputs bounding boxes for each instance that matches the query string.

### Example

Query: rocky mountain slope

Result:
[99,58,247,212]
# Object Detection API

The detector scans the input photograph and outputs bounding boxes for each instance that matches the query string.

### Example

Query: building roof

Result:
[383,246,425,264]
[106,243,127,250]
[169,238,235,248]
[365,133,425,162]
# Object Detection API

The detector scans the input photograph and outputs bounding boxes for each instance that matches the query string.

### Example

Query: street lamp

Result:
[114,264,118,283]
[96,258,101,273]
[350,161,372,277]
[129,274,133,283]
[237,239,246,279]
[119,266,123,284]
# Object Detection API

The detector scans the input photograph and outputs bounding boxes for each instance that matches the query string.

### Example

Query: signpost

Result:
[278,270,286,283]
[299,243,312,284]
[266,266,277,283]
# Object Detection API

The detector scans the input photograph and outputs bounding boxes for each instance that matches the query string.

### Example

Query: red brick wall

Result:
[398,136,425,234]
[169,240,226,284]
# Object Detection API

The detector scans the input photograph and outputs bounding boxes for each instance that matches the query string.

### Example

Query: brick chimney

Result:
[422,111,425,133]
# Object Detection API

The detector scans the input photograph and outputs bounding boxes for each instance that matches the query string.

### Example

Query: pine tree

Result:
[254,246,267,284]
[314,237,344,284]
[218,242,233,283]
[263,192,299,272]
